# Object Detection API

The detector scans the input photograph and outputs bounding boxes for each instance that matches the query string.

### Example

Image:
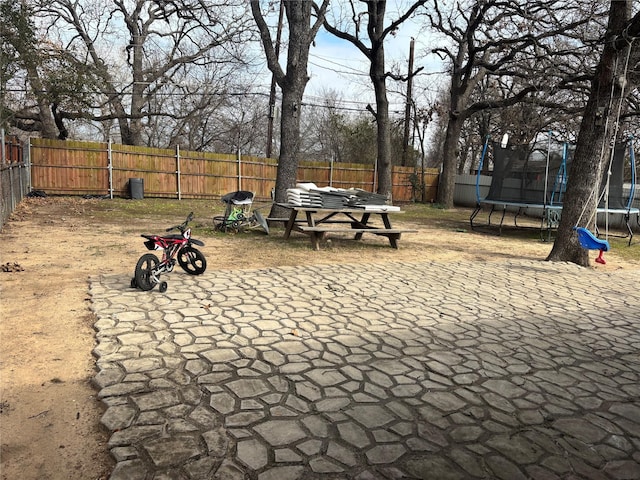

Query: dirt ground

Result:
[0,196,637,480]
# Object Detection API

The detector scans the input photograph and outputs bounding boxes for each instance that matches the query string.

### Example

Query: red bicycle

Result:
[131,212,207,292]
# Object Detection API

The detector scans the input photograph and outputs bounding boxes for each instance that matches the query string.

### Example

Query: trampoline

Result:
[470,136,639,244]
[470,136,570,239]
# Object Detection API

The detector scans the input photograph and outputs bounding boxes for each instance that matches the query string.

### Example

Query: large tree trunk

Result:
[129,32,146,146]
[35,101,59,140]
[547,3,634,266]
[371,54,393,196]
[272,85,305,214]
[437,112,464,208]
[436,41,474,209]
[24,65,58,139]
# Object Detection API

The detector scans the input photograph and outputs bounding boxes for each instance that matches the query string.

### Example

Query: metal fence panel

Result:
[1,133,29,229]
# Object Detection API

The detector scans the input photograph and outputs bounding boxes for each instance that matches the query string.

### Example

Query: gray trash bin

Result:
[129,178,144,199]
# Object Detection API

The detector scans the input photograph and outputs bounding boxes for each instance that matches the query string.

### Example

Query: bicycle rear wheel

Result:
[135,253,159,291]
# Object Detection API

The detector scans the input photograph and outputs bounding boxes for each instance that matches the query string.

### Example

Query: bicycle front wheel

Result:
[178,246,207,275]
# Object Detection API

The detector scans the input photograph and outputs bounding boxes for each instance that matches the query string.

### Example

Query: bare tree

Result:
[321,0,428,197]
[143,67,269,153]
[547,4,640,266]
[426,0,606,208]
[16,0,254,145]
[298,89,384,165]
[298,88,346,162]
[250,0,330,215]
[452,73,585,176]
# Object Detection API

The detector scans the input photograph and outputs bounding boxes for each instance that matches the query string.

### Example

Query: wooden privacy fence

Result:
[29,138,439,202]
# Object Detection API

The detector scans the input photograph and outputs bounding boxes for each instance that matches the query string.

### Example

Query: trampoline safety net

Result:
[485,141,570,205]
[599,143,629,210]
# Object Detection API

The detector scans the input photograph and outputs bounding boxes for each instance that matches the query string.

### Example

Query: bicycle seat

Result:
[141,234,184,240]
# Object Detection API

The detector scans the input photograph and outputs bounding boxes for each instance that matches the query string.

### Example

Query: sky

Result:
[307,28,447,113]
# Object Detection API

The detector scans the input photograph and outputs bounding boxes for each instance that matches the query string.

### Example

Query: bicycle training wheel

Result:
[134,253,159,291]
[178,246,207,275]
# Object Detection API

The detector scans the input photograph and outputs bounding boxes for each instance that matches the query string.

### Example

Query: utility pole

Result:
[266,2,285,159]
[401,38,415,167]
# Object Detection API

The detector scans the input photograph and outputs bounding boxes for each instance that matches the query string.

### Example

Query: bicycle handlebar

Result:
[165,212,195,232]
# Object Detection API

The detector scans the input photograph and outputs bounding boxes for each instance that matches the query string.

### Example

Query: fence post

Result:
[237,148,242,191]
[176,145,181,200]
[373,160,378,193]
[18,156,23,199]
[1,128,5,164]
[329,156,334,187]
[9,163,15,212]
[108,140,113,199]
[26,137,31,193]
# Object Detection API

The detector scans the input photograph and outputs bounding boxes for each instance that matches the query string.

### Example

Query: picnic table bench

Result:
[274,203,416,250]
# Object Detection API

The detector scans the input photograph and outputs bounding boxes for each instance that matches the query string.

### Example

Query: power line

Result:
[3,86,406,115]
[2,87,272,97]
[308,55,370,77]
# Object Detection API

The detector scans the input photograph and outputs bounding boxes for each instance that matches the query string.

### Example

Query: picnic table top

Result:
[275,203,403,214]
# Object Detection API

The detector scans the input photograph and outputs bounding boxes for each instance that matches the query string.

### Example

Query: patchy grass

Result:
[87,197,218,221]
[31,195,640,266]
[607,236,640,262]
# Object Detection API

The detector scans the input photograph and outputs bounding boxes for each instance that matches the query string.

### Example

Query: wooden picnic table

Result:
[274,203,415,250]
